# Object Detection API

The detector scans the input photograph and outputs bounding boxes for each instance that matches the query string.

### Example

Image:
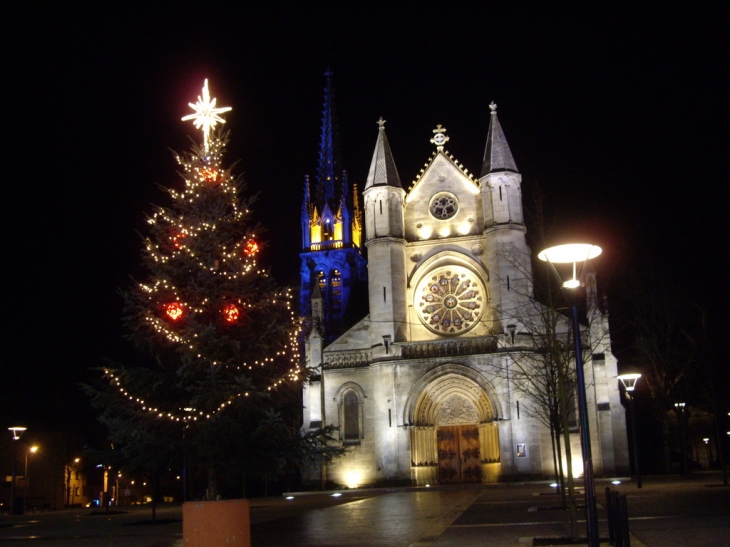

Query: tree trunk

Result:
[558,372,578,539]
[207,466,219,500]
[553,421,567,509]
[151,474,157,522]
[712,406,728,486]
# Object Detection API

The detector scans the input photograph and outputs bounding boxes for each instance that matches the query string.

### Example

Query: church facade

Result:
[301,84,629,486]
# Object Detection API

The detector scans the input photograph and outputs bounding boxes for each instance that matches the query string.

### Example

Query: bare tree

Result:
[628,274,694,474]
[492,191,612,539]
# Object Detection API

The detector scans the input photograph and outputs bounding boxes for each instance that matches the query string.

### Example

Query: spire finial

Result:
[489,101,497,113]
[182,79,232,152]
[430,124,449,151]
[377,117,386,129]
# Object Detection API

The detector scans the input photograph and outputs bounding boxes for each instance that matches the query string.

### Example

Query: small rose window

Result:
[429,193,459,220]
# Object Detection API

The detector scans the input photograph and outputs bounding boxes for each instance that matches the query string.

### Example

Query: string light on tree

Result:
[82,78,346,505]
[96,79,304,428]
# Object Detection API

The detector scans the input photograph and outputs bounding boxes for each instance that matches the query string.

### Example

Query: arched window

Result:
[330,269,342,318]
[323,217,333,241]
[343,391,359,442]
[317,270,326,292]
[336,382,365,445]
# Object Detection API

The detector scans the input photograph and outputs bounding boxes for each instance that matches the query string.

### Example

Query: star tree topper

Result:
[182,79,232,151]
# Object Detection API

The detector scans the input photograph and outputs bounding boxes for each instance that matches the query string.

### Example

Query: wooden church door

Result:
[437,425,481,483]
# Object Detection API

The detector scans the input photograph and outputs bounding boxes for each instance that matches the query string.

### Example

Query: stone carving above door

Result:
[436,394,479,425]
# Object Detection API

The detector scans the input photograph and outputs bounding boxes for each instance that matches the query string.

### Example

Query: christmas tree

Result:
[87,80,339,499]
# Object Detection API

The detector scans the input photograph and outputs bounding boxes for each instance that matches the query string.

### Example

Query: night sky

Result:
[5,4,729,441]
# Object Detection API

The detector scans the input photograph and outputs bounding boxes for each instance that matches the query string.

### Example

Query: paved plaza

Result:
[1,473,728,546]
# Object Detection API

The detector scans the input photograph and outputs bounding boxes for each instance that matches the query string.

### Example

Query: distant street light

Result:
[24,445,39,509]
[539,243,602,547]
[618,373,642,488]
[675,402,688,476]
[66,458,81,507]
[8,427,27,515]
[702,438,712,469]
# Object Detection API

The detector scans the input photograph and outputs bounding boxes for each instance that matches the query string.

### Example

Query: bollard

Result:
[605,487,630,547]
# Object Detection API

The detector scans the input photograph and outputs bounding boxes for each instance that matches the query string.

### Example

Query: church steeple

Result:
[299,71,367,339]
[301,175,312,249]
[315,69,342,210]
[480,102,518,176]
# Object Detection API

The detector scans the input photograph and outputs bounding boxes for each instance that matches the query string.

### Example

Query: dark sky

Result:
[4,4,729,439]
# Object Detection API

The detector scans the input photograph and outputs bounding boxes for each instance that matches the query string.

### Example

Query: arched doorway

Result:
[407,366,501,484]
[435,393,482,483]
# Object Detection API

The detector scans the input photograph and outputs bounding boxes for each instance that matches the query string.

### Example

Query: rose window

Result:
[429,193,458,220]
[416,268,484,335]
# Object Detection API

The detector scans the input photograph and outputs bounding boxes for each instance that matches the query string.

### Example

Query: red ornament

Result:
[244,239,259,257]
[172,232,186,249]
[200,167,219,184]
[165,302,184,321]
[223,303,240,323]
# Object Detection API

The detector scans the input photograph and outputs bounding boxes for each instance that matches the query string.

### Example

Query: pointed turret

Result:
[480,102,531,334]
[364,118,402,190]
[480,102,518,176]
[362,117,407,342]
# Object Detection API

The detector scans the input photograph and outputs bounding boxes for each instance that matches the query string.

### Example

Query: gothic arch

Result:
[335,381,365,443]
[407,249,490,289]
[404,364,503,426]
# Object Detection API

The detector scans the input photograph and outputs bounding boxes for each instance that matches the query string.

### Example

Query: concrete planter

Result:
[183,499,250,547]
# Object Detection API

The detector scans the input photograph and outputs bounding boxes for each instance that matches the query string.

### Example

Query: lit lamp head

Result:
[8,427,27,440]
[617,373,642,392]
[537,243,602,289]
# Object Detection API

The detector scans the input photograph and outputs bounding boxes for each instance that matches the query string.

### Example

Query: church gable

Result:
[404,154,483,242]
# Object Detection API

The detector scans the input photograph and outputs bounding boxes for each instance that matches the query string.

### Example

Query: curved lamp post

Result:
[538,243,602,547]
[618,373,642,488]
[8,427,27,515]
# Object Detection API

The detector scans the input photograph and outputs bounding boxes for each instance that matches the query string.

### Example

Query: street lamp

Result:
[24,446,39,510]
[618,373,642,488]
[8,427,27,515]
[538,243,602,547]
[702,438,712,469]
[675,402,688,476]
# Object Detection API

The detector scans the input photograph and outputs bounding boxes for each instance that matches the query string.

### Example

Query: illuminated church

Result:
[301,78,629,486]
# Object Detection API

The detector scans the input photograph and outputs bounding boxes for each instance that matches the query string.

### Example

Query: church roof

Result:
[480,102,518,176]
[364,118,402,190]
[407,150,479,193]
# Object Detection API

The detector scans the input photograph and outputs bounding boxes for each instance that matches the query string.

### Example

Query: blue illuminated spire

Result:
[315,70,342,210]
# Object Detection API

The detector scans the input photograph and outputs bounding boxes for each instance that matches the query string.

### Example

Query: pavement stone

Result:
[1,472,727,546]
